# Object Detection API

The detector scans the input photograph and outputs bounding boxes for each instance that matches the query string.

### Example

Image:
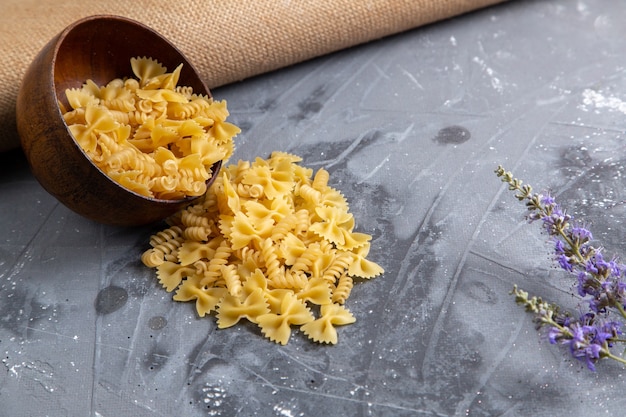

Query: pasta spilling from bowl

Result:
[142,152,384,344]
[61,57,239,199]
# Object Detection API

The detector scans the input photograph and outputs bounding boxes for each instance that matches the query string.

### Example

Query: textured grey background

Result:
[3,0,626,416]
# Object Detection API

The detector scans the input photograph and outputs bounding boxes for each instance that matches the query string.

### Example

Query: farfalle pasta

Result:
[62,57,240,199]
[142,152,384,344]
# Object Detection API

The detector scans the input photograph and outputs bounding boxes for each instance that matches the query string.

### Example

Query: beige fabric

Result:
[0,0,507,152]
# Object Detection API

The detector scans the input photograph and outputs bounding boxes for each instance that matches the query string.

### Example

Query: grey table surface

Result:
[3,0,626,416]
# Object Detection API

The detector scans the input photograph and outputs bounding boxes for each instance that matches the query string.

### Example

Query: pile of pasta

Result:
[61,57,240,199]
[141,152,384,344]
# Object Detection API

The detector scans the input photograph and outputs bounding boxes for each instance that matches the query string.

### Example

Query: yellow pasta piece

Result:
[221,171,241,214]
[174,276,227,317]
[298,183,322,205]
[203,239,231,282]
[156,261,195,292]
[199,99,230,123]
[331,272,354,304]
[135,88,188,104]
[62,107,86,126]
[143,226,184,264]
[240,268,268,296]
[69,105,119,153]
[256,293,314,345]
[141,249,166,268]
[193,261,224,288]
[291,242,323,273]
[269,151,302,165]
[320,187,349,209]
[279,233,307,265]
[153,63,183,91]
[296,277,332,305]
[182,225,210,242]
[244,197,292,224]
[168,97,212,119]
[209,121,241,144]
[180,208,211,229]
[149,225,183,246]
[221,264,243,297]
[310,251,337,280]
[300,304,356,344]
[312,168,330,191]
[177,240,217,265]
[216,288,269,328]
[234,247,265,270]
[229,211,272,250]
[192,135,233,166]
[271,213,298,243]
[264,289,294,314]
[241,158,294,200]
[338,231,371,252]
[65,88,99,110]
[309,206,354,246]
[270,269,309,291]
[131,57,167,86]
[348,244,385,279]
[108,170,153,197]
[293,208,311,237]
[321,252,353,285]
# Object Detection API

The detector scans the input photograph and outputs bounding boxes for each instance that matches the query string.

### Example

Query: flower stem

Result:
[604,350,626,367]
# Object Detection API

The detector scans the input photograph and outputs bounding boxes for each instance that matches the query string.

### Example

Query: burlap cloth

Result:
[0,0,507,152]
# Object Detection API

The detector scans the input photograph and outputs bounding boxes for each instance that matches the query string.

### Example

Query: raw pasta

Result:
[142,152,384,344]
[62,57,240,199]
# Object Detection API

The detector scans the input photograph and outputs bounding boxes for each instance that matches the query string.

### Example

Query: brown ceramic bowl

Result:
[17,15,221,226]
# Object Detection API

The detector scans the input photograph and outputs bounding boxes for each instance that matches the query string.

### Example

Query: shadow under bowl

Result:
[16,15,220,226]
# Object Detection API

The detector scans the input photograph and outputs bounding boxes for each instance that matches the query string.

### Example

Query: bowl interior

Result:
[54,16,210,112]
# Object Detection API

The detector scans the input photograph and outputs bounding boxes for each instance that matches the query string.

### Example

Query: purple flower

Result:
[496,166,626,371]
[554,239,565,255]
[571,226,593,242]
[540,210,571,236]
[577,272,595,298]
[584,252,619,278]
[548,313,622,371]
[541,195,555,206]
[557,254,573,272]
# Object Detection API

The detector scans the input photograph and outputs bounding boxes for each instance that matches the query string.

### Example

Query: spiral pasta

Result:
[322,252,353,285]
[141,226,184,266]
[312,168,330,191]
[142,152,384,344]
[221,264,243,297]
[203,239,231,283]
[331,272,354,305]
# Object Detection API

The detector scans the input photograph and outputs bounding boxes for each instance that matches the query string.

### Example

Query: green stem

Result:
[614,302,626,321]
[604,350,626,367]
[556,227,585,263]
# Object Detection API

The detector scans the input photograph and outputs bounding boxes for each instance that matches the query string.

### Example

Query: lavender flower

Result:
[496,166,626,371]
[511,286,625,371]
[547,312,621,371]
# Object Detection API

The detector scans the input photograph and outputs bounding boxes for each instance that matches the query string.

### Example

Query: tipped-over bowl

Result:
[16,15,221,226]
